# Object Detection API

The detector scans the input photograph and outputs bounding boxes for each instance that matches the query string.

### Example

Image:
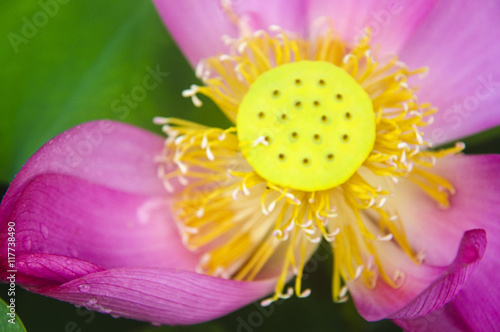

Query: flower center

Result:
[156,24,465,306]
[237,61,376,191]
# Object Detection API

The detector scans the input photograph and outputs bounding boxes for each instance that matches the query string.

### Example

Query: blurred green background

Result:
[0,1,499,332]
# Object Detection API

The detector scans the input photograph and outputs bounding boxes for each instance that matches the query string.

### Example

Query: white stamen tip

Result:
[219,54,232,62]
[200,253,211,266]
[343,54,354,64]
[300,219,313,228]
[153,117,168,125]
[377,233,393,241]
[339,285,349,298]
[196,208,204,218]
[330,228,340,236]
[367,197,376,208]
[192,95,203,107]
[201,135,208,149]
[242,183,250,196]
[206,146,215,161]
[336,296,349,303]
[394,270,406,286]
[268,201,276,212]
[176,162,188,174]
[237,41,248,53]
[315,211,327,221]
[304,228,316,235]
[255,29,266,37]
[195,61,205,78]
[285,193,301,205]
[260,298,273,307]
[184,226,198,234]
[163,181,174,193]
[262,206,270,216]
[178,176,188,186]
[377,197,387,208]
[232,188,240,201]
[281,287,293,299]
[309,236,321,243]
[299,289,311,298]
[221,35,233,45]
[355,265,364,279]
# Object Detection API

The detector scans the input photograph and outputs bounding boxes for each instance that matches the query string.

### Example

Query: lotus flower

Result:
[1,0,500,330]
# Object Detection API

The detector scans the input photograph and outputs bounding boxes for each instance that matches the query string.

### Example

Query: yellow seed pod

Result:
[237,61,376,191]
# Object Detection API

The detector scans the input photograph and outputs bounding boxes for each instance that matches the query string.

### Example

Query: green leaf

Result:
[0,297,26,332]
[0,0,225,183]
[135,323,226,332]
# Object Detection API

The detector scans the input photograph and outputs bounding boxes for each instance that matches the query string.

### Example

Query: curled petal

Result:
[392,155,500,331]
[349,229,486,321]
[6,254,104,288]
[38,267,275,325]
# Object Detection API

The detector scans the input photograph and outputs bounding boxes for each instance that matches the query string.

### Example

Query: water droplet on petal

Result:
[70,248,78,257]
[88,298,97,305]
[111,314,121,319]
[40,225,49,239]
[78,284,90,293]
[23,238,32,251]
[100,307,112,314]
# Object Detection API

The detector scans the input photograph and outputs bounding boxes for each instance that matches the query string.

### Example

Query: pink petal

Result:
[388,230,486,320]
[392,155,500,330]
[363,154,500,329]
[307,0,437,53]
[349,229,485,321]
[0,173,200,272]
[38,267,275,325]
[394,155,500,267]
[393,305,470,332]
[399,0,500,144]
[153,0,308,66]
[0,120,168,221]
[5,254,104,288]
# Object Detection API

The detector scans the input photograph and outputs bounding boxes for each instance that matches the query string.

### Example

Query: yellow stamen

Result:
[156,23,463,306]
